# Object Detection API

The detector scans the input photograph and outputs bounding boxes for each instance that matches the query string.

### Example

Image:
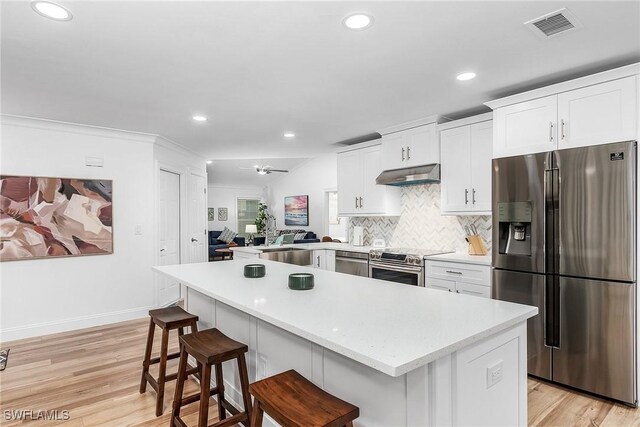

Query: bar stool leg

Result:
[238,355,252,426]
[250,399,263,427]
[156,328,170,416]
[215,363,226,421]
[171,345,189,427]
[139,318,155,393]
[199,362,212,427]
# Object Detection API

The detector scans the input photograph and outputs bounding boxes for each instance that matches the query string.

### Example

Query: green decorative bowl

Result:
[288,273,315,290]
[244,264,266,278]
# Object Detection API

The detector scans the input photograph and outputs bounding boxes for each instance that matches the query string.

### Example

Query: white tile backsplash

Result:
[348,184,491,252]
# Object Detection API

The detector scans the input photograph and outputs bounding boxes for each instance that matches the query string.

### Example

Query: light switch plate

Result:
[487,360,503,388]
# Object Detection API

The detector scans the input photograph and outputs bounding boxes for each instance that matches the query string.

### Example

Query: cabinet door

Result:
[325,250,336,272]
[493,95,558,158]
[557,76,638,149]
[425,276,455,292]
[361,146,387,214]
[470,121,493,212]
[313,250,326,269]
[456,282,491,298]
[381,132,407,171]
[440,126,472,213]
[406,123,439,167]
[337,150,362,215]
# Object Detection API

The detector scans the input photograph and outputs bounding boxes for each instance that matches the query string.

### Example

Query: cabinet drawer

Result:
[425,276,455,292]
[456,282,491,298]
[425,260,490,286]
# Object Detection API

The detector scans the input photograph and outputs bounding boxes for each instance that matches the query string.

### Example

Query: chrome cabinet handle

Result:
[549,122,554,142]
[465,189,469,205]
[160,248,166,252]
[456,290,460,293]
[317,256,320,267]
[561,119,566,140]
[355,196,358,209]
[446,270,462,275]
[406,146,411,160]
[401,147,405,161]
[359,197,363,208]
[191,238,198,243]
[472,188,476,205]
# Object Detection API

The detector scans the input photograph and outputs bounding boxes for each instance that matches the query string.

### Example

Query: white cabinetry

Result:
[488,67,639,158]
[424,259,491,298]
[337,144,400,216]
[312,249,336,271]
[440,114,492,215]
[381,123,439,170]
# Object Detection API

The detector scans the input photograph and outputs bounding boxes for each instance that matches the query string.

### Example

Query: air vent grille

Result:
[532,13,574,36]
[525,8,580,38]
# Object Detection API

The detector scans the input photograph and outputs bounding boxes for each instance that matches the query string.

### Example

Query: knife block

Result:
[467,235,488,256]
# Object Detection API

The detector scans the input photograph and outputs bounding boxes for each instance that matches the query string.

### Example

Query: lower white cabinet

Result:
[234,251,259,260]
[313,250,336,271]
[424,259,491,298]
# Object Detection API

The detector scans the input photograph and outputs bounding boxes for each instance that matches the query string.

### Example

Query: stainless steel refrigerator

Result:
[492,140,637,405]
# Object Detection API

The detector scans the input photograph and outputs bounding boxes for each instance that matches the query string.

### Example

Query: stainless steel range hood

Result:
[375,164,440,186]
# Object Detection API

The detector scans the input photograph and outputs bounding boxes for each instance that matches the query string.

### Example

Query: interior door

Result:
[440,125,472,212]
[492,269,550,380]
[469,121,493,212]
[555,141,636,282]
[188,171,207,263]
[158,170,181,305]
[553,276,635,404]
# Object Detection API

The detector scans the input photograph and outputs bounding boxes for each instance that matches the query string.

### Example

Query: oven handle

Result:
[369,262,423,274]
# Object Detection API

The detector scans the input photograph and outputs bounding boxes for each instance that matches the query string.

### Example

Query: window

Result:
[326,191,347,241]
[237,198,260,237]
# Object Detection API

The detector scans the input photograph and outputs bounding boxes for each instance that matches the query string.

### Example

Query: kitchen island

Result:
[154,259,537,426]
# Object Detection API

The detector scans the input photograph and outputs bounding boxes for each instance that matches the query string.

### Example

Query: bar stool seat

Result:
[171,328,252,427]
[249,369,359,427]
[140,306,199,416]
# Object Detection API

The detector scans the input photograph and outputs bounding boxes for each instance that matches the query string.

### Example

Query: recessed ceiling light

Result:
[283,132,295,138]
[456,72,477,81]
[206,160,213,164]
[192,115,207,122]
[31,1,72,21]
[343,13,374,30]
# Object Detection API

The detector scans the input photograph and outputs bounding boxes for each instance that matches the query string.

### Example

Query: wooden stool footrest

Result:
[220,398,239,415]
[211,412,247,427]
[149,351,180,365]
[179,386,220,407]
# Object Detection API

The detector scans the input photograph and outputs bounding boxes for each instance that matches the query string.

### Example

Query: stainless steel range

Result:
[369,248,453,286]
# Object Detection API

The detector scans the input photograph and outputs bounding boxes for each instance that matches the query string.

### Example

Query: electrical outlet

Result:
[487,360,503,388]
[134,225,142,235]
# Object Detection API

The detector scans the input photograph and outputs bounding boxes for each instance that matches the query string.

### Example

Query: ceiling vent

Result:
[525,8,580,38]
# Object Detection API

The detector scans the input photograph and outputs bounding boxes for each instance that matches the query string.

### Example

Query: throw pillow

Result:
[218,227,237,244]
[294,232,307,241]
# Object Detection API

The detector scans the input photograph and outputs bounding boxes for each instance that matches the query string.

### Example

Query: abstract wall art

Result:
[0,176,113,261]
[208,208,215,221]
[218,207,228,221]
[284,195,308,226]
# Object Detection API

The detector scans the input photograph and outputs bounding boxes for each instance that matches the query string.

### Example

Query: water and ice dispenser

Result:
[497,202,532,256]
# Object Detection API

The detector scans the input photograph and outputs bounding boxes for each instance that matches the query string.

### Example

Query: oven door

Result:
[369,262,424,286]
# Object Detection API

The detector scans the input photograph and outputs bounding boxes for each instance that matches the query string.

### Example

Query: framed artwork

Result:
[284,195,309,226]
[208,208,215,221]
[218,207,228,221]
[0,176,113,261]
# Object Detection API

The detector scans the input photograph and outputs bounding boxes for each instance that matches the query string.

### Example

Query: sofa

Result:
[209,230,245,258]
[253,230,319,246]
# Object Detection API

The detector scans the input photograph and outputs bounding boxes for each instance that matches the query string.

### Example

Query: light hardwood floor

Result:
[1,318,639,426]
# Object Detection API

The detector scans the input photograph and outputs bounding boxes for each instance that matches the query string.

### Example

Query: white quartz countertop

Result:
[424,251,492,266]
[231,242,375,254]
[154,260,536,377]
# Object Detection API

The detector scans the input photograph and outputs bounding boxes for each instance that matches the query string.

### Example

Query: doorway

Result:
[158,169,181,306]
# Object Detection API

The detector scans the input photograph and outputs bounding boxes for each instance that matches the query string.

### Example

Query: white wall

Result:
[207,185,265,233]
[0,116,157,341]
[266,153,337,236]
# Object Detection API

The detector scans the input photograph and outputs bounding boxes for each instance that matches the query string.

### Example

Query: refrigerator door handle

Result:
[544,274,561,349]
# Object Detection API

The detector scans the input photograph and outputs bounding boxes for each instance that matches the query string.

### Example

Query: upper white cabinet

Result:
[487,65,639,158]
[440,114,493,215]
[337,144,400,217]
[381,120,440,171]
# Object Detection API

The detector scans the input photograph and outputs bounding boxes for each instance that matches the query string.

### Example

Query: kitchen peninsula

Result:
[154,259,536,426]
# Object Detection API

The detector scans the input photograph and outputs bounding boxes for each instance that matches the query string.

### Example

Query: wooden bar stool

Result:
[140,306,200,416]
[249,369,359,427]
[171,328,252,427]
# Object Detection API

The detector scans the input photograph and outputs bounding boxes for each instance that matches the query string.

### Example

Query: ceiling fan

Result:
[239,164,289,175]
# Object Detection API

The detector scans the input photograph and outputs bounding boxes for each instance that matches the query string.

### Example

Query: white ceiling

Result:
[207,157,309,187]
[2,1,639,169]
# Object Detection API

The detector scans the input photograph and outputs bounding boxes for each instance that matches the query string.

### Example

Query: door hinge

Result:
[204,188,207,194]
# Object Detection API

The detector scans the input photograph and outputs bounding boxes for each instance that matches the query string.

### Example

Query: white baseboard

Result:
[0,306,153,343]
